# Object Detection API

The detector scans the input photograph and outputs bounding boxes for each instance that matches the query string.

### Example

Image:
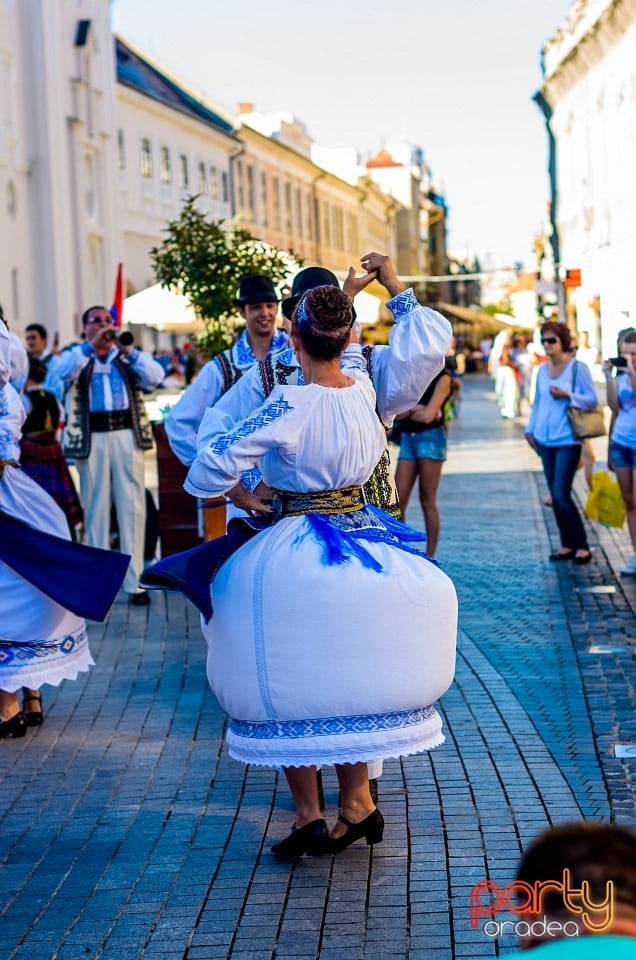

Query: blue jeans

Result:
[537,443,588,551]
[399,426,447,462]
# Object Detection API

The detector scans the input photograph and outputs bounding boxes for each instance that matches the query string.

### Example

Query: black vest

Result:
[63,356,154,459]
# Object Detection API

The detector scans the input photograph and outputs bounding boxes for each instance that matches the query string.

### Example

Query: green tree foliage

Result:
[151,197,299,358]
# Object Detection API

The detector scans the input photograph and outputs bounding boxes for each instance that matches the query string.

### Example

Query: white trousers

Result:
[76,429,145,594]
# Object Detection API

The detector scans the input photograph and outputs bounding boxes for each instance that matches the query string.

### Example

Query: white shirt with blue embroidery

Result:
[165,328,289,465]
[196,289,451,463]
[185,364,385,500]
[56,342,165,410]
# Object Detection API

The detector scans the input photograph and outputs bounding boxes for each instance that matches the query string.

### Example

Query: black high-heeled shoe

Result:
[22,693,43,727]
[327,808,384,853]
[271,818,329,861]
[0,711,27,739]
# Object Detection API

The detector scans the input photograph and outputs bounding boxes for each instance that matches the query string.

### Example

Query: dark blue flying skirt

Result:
[0,509,129,621]
[140,516,268,621]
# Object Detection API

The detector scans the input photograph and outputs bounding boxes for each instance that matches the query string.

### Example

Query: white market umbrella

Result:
[124,284,203,333]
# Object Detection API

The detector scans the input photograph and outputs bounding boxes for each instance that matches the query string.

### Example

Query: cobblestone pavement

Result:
[2,375,635,960]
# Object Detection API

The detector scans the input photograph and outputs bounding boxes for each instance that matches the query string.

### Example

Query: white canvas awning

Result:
[124,285,203,333]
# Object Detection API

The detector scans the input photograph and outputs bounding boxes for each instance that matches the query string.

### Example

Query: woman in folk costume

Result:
[0,322,128,737]
[20,356,83,537]
[178,286,457,858]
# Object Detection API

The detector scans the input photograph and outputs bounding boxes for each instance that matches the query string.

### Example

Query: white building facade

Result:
[1,0,121,347]
[115,37,238,298]
[1,2,419,350]
[0,1,238,346]
[540,0,636,354]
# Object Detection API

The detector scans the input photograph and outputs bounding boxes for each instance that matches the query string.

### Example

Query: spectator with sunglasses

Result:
[525,321,597,564]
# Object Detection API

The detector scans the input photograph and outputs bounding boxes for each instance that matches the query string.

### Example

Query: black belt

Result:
[271,486,365,518]
[89,410,133,432]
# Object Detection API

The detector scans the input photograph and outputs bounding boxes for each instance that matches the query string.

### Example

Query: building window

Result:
[284,180,292,232]
[198,161,207,194]
[305,190,313,240]
[7,181,16,218]
[117,129,125,170]
[294,187,302,238]
[209,166,218,199]
[179,154,189,189]
[221,170,229,203]
[323,202,331,246]
[140,138,153,178]
[246,164,255,216]
[260,171,268,227]
[273,176,281,230]
[160,146,172,184]
[334,207,344,250]
[85,153,97,219]
[236,160,244,209]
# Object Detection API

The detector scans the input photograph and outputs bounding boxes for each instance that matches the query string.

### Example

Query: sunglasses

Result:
[541,337,559,345]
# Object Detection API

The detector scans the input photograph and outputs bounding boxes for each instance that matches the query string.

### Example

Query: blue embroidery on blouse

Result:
[209,397,293,454]
[229,705,438,740]
[233,328,289,368]
[0,390,8,415]
[386,287,418,320]
[241,468,263,492]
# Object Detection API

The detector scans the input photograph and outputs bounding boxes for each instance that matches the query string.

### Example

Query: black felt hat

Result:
[233,275,280,306]
[281,267,340,320]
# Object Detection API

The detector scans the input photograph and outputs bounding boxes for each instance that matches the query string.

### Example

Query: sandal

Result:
[22,693,44,727]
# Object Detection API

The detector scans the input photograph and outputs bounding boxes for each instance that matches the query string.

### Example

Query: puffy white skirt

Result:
[203,513,457,767]
[0,466,93,692]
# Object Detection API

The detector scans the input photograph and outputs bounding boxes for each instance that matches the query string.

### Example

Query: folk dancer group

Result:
[2,250,459,861]
[147,253,458,857]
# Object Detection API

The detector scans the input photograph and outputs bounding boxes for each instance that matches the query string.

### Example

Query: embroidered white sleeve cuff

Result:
[386,288,418,320]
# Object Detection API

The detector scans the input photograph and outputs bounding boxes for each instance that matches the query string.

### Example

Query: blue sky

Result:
[112,0,573,266]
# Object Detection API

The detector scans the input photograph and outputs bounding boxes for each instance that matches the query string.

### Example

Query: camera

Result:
[608,356,628,368]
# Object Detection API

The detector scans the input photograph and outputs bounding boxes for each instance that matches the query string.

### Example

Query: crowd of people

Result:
[3,251,636,952]
[1,254,462,852]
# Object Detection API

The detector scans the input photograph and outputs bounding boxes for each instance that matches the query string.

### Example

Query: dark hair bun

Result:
[304,286,352,335]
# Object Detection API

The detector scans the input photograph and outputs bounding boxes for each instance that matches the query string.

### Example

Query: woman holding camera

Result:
[606,330,636,575]
[525,321,597,564]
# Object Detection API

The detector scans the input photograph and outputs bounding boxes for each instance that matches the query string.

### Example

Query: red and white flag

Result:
[110,262,124,328]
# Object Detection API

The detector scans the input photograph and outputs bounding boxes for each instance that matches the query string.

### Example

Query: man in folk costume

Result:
[57,306,164,605]
[165,275,288,466]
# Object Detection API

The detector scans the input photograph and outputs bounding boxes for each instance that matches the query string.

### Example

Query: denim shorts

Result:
[610,441,636,470]
[399,426,447,462]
